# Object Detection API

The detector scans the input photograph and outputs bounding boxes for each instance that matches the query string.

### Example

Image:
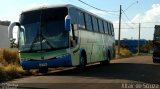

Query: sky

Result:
[1,0,160,40]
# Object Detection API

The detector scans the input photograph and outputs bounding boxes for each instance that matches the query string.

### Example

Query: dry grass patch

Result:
[116,47,133,59]
[0,48,34,83]
[0,64,34,83]
[0,48,19,65]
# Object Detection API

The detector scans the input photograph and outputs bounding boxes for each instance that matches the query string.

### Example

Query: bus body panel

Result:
[20,49,67,60]
[20,54,72,70]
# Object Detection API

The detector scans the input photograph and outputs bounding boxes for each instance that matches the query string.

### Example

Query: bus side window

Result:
[111,24,114,36]
[109,23,112,35]
[92,17,99,32]
[107,23,111,35]
[102,21,105,33]
[104,22,108,34]
[85,14,93,31]
[98,19,104,33]
[78,11,85,29]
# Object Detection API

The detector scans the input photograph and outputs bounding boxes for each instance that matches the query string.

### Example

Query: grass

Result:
[116,47,133,59]
[0,48,34,83]
[0,48,19,65]
[0,64,23,82]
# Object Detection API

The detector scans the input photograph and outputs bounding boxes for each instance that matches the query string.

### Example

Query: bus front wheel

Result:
[76,54,87,69]
[80,55,86,67]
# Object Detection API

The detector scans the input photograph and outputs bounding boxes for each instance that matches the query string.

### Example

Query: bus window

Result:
[111,24,114,35]
[98,19,104,33]
[69,8,79,24]
[109,23,112,35]
[107,22,111,35]
[78,11,85,29]
[104,22,108,34]
[102,21,105,33]
[92,17,99,32]
[85,14,93,31]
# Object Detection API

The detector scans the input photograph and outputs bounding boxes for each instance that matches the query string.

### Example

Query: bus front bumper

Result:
[20,54,72,70]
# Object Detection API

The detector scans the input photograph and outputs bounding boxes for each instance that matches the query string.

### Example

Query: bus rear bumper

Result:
[20,54,72,70]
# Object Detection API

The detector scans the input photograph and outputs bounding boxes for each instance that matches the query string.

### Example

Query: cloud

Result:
[132,4,160,23]
[113,3,160,40]
[131,4,160,40]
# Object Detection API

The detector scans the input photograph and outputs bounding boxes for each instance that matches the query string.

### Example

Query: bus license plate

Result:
[39,63,48,67]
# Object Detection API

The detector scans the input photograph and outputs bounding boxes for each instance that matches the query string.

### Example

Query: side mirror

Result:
[8,22,20,39]
[8,22,20,48]
[65,15,71,32]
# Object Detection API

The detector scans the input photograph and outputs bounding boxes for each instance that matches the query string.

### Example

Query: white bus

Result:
[8,4,115,73]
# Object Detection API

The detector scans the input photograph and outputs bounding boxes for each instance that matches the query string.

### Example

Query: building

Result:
[0,24,10,48]
[120,39,147,53]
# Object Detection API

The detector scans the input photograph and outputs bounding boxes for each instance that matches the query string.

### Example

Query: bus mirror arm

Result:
[65,15,71,32]
[8,22,20,39]
[8,22,21,48]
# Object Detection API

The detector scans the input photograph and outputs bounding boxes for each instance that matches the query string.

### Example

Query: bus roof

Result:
[21,4,112,24]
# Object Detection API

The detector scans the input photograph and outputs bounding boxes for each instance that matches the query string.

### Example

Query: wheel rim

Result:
[107,54,110,63]
[81,56,85,65]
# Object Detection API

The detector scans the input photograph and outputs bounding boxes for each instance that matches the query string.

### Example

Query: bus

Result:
[8,4,115,73]
[153,25,160,63]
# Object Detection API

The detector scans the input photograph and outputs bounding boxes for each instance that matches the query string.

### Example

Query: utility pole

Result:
[138,23,141,55]
[118,5,122,55]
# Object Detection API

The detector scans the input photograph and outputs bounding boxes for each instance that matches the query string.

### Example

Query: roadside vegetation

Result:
[0,48,34,83]
[115,40,153,59]
[116,46,133,59]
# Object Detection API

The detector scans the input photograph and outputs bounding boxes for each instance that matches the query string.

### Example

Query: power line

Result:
[77,0,119,16]
[119,1,138,26]
[122,18,134,29]
[142,22,160,23]
[114,27,154,29]
[123,0,139,12]
[122,10,136,25]
[114,22,160,24]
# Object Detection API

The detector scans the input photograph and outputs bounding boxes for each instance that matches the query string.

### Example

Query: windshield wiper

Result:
[41,34,55,49]
[29,34,55,52]
[29,33,40,51]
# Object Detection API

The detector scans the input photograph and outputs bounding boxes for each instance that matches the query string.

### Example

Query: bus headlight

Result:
[56,54,70,59]
[21,58,29,61]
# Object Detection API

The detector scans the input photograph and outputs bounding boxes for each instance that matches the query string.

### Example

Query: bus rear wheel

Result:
[39,67,48,73]
[100,53,110,65]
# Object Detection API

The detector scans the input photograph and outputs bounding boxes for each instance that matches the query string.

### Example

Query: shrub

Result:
[0,48,19,65]
[116,47,132,58]
[0,67,7,82]
[4,64,25,79]
[0,64,34,83]
[0,49,35,83]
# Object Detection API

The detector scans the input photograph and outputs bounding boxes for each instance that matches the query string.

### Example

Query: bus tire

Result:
[76,52,87,69]
[80,55,86,67]
[39,67,48,73]
[100,52,110,65]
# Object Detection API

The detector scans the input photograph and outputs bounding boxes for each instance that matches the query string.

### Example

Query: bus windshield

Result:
[19,7,69,52]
